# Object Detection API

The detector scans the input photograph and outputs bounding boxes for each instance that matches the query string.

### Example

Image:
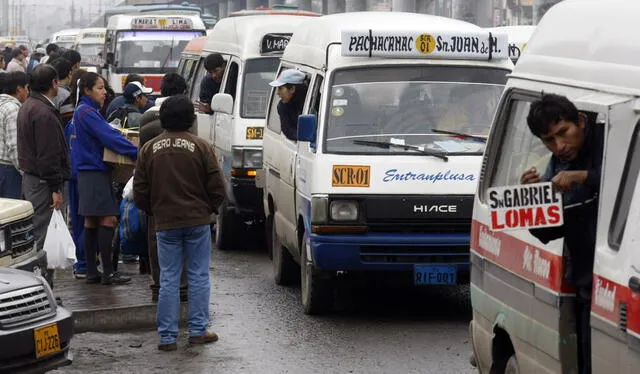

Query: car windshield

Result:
[116,30,204,73]
[56,41,75,50]
[77,43,103,65]
[241,57,280,118]
[324,66,508,155]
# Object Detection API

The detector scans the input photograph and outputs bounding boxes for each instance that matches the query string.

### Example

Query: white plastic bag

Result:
[123,176,134,199]
[43,210,77,270]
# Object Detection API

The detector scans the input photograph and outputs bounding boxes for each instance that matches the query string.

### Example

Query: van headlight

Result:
[232,147,263,169]
[0,230,5,253]
[330,200,359,221]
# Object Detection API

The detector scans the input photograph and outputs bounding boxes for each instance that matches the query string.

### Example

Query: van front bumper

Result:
[230,175,264,220]
[310,232,470,275]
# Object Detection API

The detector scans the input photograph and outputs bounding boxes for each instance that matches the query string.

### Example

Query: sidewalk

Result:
[53,263,185,333]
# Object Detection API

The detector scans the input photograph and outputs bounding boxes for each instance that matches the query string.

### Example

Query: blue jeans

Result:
[69,179,86,273]
[0,164,22,199]
[156,224,211,344]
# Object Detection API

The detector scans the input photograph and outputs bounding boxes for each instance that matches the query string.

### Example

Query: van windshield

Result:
[241,57,280,118]
[115,30,204,73]
[324,66,508,155]
[77,44,103,65]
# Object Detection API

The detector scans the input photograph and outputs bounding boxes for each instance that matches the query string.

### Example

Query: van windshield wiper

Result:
[161,38,175,73]
[430,128,487,142]
[352,140,448,161]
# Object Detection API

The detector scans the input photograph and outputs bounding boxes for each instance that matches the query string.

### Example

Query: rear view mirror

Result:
[211,93,234,115]
[297,114,317,149]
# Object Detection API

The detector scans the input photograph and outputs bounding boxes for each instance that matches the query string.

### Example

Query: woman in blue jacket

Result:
[73,72,138,285]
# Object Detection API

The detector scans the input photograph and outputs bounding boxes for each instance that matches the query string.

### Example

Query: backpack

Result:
[120,197,147,243]
[106,106,139,129]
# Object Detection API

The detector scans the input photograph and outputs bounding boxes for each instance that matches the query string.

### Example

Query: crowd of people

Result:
[0,43,227,350]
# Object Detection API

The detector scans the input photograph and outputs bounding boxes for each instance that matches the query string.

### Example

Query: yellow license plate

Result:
[34,323,61,359]
[332,165,371,187]
[246,127,264,140]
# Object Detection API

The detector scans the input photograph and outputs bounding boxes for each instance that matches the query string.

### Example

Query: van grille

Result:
[360,245,469,264]
[0,286,52,327]
[9,216,35,258]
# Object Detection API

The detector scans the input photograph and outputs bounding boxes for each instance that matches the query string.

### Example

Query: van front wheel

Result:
[504,355,519,374]
[301,234,334,315]
[272,218,297,285]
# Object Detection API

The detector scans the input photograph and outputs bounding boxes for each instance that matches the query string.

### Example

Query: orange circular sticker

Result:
[416,34,436,54]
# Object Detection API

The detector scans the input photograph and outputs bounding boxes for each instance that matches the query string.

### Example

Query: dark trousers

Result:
[148,215,187,293]
[0,164,22,199]
[575,286,592,374]
[23,174,56,287]
[69,179,86,273]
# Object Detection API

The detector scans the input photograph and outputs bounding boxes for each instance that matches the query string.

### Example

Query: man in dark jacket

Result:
[520,94,603,374]
[134,95,225,352]
[17,64,71,252]
[139,72,188,302]
[269,69,308,141]
[195,53,225,114]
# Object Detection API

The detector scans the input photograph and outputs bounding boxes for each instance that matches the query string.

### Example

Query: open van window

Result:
[609,120,640,249]
[242,58,280,118]
[323,66,507,155]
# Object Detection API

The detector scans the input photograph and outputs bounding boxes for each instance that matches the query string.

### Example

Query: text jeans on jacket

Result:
[156,224,211,344]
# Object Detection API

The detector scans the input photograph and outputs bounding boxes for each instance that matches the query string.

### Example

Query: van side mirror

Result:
[297,114,317,148]
[211,93,234,115]
[106,52,114,65]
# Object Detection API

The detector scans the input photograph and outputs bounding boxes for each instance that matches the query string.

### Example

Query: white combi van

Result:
[204,14,318,250]
[49,29,81,50]
[74,27,106,73]
[470,0,640,373]
[261,11,512,314]
[485,25,536,64]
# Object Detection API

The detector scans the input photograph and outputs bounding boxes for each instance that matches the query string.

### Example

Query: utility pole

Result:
[71,0,76,28]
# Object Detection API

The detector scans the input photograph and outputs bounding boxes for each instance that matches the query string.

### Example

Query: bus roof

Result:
[106,13,206,31]
[182,36,207,55]
[283,12,513,69]
[513,0,640,95]
[203,15,310,59]
[227,8,322,17]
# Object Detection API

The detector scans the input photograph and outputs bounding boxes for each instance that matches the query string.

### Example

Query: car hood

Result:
[0,267,43,294]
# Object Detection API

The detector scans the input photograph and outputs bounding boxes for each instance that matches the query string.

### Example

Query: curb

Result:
[71,303,188,333]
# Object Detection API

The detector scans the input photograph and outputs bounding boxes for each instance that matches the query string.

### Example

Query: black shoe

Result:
[86,272,103,284]
[139,258,150,275]
[102,272,131,285]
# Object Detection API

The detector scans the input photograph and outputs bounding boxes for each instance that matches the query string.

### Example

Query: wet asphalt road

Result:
[54,244,476,374]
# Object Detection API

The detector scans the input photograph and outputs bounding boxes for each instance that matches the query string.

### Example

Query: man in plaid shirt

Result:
[0,71,29,198]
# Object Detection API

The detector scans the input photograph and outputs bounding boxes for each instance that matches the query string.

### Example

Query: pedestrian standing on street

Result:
[0,55,6,73]
[18,46,29,70]
[139,73,189,302]
[520,94,604,374]
[106,74,154,119]
[50,58,74,116]
[0,71,29,199]
[6,49,26,73]
[61,49,82,76]
[134,95,226,351]
[17,64,70,253]
[40,44,59,65]
[73,72,138,285]
[27,47,46,74]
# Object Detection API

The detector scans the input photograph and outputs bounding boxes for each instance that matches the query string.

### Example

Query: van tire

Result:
[301,234,333,315]
[265,215,273,260]
[272,218,297,285]
[215,202,241,251]
[504,355,519,374]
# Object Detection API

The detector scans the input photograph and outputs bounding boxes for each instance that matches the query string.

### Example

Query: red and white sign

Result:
[131,17,193,30]
[487,182,563,232]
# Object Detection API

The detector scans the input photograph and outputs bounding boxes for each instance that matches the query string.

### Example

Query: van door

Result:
[213,57,240,187]
[591,98,640,374]
[190,58,213,143]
